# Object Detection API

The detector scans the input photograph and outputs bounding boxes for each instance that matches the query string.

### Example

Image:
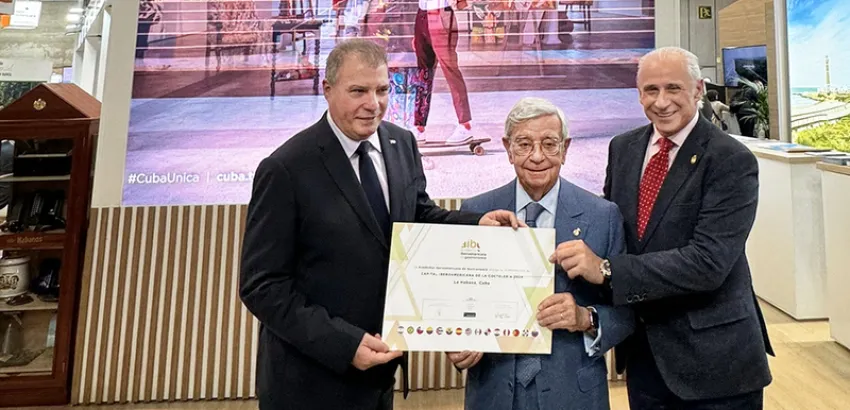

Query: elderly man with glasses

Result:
[449,97,635,410]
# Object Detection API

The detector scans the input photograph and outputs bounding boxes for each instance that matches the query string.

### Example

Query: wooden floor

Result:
[24,300,850,410]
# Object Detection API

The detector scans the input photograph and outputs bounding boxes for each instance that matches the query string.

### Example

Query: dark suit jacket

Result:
[461,178,634,410]
[603,116,773,401]
[239,114,482,410]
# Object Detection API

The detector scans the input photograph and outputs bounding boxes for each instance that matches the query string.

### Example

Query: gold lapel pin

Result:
[690,155,697,164]
[573,228,581,237]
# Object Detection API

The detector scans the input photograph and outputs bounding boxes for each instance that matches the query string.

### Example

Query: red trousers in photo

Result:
[412,8,472,127]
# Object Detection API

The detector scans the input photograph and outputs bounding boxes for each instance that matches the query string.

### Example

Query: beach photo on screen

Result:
[786,0,850,153]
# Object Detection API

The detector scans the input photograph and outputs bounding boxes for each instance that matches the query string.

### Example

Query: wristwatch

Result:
[600,259,612,288]
[587,306,599,330]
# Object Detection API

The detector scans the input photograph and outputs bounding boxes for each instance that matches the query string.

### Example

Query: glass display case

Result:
[0,83,98,407]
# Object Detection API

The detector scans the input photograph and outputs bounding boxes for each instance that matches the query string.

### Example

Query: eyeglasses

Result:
[509,137,562,156]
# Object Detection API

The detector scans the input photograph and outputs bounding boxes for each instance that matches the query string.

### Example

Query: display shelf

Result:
[0,83,99,407]
[0,174,71,183]
[0,231,65,250]
[0,294,58,313]
[0,350,53,377]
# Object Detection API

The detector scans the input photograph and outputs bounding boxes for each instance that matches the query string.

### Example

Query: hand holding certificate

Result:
[381,223,556,354]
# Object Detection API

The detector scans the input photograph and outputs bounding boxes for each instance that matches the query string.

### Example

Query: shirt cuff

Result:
[583,320,602,357]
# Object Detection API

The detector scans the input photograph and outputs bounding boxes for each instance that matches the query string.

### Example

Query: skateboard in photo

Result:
[418,137,492,156]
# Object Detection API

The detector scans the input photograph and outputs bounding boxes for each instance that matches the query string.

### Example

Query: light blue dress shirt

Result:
[514,179,602,355]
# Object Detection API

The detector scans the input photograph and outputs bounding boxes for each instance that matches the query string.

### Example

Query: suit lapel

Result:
[379,124,405,231]
[638,118,710,251]
[317,116,388,248]
[495,180,516,216]
[622,126,653,242]
[555,179,587,292]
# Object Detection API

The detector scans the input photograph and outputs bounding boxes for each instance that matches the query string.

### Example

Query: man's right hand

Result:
[352,333,403,371]
[446,351,483,369]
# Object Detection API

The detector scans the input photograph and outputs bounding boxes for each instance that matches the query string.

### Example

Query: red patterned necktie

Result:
[637,137,675,239]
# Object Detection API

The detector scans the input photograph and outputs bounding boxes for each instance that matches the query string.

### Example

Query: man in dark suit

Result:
[551,47,773,409]
[239,39,518,410]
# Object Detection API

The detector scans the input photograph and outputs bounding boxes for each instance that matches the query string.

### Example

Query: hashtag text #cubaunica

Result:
[128,172,200,184]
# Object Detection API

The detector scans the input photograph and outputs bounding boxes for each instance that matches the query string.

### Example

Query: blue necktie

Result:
[356,142,390,239]
[523,202,544,228]
[516,202,545,387]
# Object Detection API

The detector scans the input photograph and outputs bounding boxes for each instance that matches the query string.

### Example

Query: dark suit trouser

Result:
[376,385,394,410]
[626,326,764,410]
[413,8,472,126]
[258,385,393,410]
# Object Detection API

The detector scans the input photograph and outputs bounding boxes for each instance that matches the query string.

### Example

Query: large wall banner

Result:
[786,0,850,152]
[123,0,656,205]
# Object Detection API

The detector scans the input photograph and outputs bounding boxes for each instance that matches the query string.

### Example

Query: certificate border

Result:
[383,223,555,354]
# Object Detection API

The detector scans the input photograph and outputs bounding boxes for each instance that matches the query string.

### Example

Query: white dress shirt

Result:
[513,179,602,354]
[640,111,700,177]
[328,112,390,210]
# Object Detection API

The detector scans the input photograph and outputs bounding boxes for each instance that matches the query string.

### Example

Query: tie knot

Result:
[525,202,545,226]
[658,137,675,153]
[356,141,372,156]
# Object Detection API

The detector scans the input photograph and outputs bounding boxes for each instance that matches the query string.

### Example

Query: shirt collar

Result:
[651,110,699,149]
[327,111,382,158]
[515,178,560,216]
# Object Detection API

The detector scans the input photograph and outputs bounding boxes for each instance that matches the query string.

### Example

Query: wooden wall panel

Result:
[72,201,621,404]
[718,0,768,48]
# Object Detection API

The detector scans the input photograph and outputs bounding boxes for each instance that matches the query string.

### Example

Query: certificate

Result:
[381,223,556,354]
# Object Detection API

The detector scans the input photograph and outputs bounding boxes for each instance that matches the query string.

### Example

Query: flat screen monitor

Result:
[723,45,768,87]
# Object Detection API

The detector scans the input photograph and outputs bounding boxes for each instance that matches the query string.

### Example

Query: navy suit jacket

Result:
[603,116,773,400]
[461,178,634,410]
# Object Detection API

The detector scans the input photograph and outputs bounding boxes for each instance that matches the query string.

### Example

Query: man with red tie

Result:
[550,47,773,409]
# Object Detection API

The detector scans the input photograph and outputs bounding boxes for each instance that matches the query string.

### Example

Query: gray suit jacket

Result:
[604,116,773,400]
[461,178,634,410]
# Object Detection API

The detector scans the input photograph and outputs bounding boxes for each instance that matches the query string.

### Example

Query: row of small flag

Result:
[397,325,540,338]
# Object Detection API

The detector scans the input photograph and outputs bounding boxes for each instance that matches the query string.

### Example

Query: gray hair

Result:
[325,39,388,85]
[638,47,702,83]
[504,97,570,141]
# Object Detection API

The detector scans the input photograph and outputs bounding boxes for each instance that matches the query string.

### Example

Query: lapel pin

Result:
[573,228,581,237]
[690,155,697,164]
[389,139,397,145]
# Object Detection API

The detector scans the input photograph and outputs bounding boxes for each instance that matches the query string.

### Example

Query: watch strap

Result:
[587,306,599,330]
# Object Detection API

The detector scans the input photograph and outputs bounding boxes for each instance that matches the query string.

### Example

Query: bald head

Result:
[636,47,705,137]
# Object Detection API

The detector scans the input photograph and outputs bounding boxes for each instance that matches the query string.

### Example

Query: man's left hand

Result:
[549,240,604,284]
[536,292,591,332]
[479,210,524,229]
